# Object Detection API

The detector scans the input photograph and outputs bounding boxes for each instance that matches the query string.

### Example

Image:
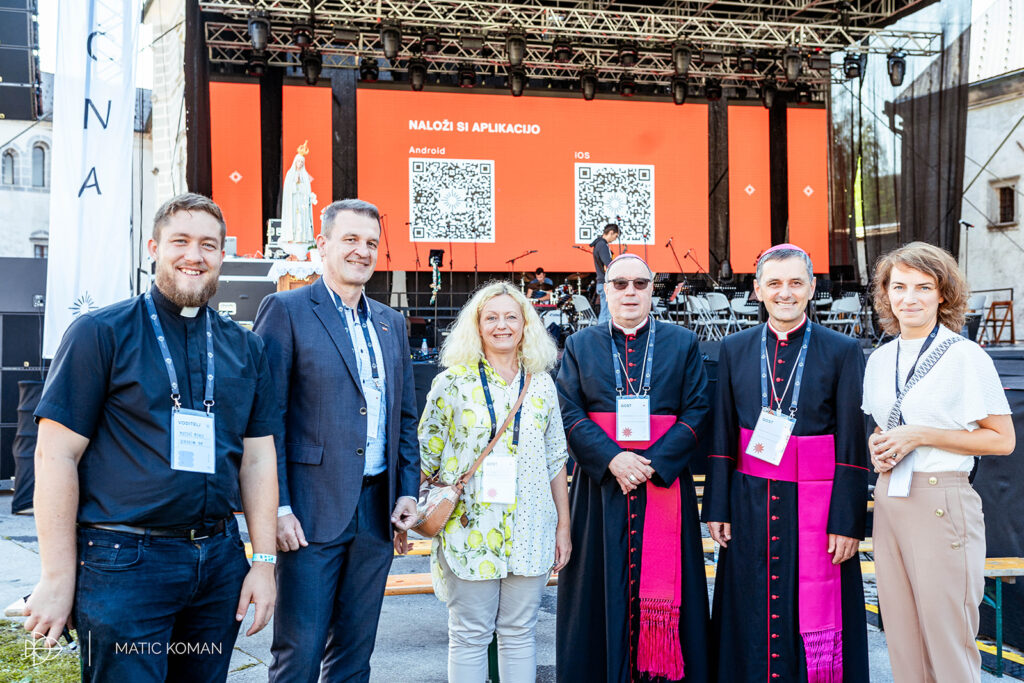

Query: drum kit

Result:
[520,272,589,343]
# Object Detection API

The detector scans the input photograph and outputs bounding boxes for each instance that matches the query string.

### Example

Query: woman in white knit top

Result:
[862,242,1015,683]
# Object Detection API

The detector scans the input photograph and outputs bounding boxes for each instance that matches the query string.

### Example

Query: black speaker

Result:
[0,10,30,47]
[2,313,43,367]
[0,1,32,11]
[0,46,32,82]
[1,368,39,423]
[1,425,14,482]
[0,84,36,119]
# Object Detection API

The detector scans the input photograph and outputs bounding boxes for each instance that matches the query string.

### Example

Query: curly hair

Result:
[871,241,968,336]
[439,280,557,374]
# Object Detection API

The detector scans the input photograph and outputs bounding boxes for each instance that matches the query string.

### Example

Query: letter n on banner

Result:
[43,0,141,358]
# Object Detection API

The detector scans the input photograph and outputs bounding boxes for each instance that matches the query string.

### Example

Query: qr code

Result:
[575,163,655,243]
[409,158,495,242]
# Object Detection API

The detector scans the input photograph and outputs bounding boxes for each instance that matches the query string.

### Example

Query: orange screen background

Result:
[786,108,829,270]
[357,88,709,273]
[209,81,262,255]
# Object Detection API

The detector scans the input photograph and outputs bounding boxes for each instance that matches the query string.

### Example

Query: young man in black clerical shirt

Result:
[703,244,869,683]
[26,193,281,683]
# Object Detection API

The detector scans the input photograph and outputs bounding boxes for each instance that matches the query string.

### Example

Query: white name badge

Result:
[364,384,383,436]
[481,455,517,504]
[171,409,216,474]
[745,409,796,466]
[616,395,651,442]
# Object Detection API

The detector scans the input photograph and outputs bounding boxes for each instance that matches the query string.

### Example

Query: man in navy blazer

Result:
[254,199,420,682]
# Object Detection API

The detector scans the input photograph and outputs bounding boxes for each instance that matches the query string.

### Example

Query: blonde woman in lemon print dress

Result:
[418,281,570,682]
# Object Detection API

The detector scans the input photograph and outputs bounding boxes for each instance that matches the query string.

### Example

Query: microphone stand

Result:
[379,215,392,298]
[665,239,684,273]
[448,236,454,318]
[473,239,479,291]
[684,249,720,288]
[506,249,537,277]
[407,222,422,314]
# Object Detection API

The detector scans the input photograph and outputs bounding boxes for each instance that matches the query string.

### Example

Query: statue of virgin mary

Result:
[279,140,317,253]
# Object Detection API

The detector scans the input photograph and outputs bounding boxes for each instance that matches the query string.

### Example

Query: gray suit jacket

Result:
[253,278,420,543]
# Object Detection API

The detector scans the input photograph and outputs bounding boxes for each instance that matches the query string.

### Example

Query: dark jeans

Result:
[269,476,394,683]
[73,518,250,683]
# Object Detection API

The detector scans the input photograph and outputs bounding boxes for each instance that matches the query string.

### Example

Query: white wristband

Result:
[252,553,277,565]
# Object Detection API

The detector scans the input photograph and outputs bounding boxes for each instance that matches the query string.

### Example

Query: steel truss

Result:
[200,1,940,88]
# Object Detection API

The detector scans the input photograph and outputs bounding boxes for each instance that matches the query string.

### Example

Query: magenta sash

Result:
[588,412,684,680]
[737,428,843,683]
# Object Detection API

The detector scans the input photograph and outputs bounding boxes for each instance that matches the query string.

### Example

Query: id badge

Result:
[745,409,795,466]
[481,455,516,504]
[171,409,216,474]
[364,384,383,435]
[616,395,651,442]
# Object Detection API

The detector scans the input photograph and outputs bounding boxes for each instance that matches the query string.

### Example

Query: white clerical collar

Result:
[612,317,649,336]
[180,306,200,318]
[767,314,807,341]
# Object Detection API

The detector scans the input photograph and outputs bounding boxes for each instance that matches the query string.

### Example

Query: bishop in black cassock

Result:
[703,245,869,683]
[556,254,711,682]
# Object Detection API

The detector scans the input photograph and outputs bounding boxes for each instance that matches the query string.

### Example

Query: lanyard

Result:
[608,316,655,397]
[329,289,381,387]
[144,292,215,413]
[760,321,812,417]
[894,323,940,396]
[479,362,526,448]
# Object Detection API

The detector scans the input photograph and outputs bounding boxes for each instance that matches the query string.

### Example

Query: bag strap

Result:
[885,336,961,430]
[457,373,532,486]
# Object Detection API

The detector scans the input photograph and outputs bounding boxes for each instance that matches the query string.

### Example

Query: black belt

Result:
[362,471,387,488]
[80,518,228,541]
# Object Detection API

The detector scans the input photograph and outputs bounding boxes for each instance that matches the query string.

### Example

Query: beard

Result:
[155,261,219,308]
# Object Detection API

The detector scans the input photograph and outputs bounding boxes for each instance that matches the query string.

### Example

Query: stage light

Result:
[246,51,268,77]
[700,49,724,67]
[807,52,832,72]
[704,78,722,101]
[506,29,526,66]
[421,31,440,55]
[359,57,379,82]
[761,80,777,108]
[672,42,692,77]
[291,21,313,48]
[458,63,476,88]
[509,67,526,96]
[408,57,427,91]
[619,74,636,97]
[737,49,756,73]
[301,49,322,86]
[734,85,748,100]
[379,19,402,60]
[459,33,485,51]
[618,43,638,68]
[333,27,359,44]
[580,69,597,100]
[247,10,270,52]
[783,46,802,83]
[553,38,573,64]
[887,50,906,87]
[796,84,811,104]
[671,76,687,105]
[843,52,865,79]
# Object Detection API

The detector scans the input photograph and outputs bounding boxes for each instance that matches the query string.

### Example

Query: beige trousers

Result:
[874,471,986,683]
[438,551,550,683]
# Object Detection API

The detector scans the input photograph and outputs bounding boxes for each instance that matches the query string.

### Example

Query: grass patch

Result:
[0,619,80,683]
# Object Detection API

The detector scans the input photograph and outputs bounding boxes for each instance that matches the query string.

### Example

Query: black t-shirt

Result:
[591,237,613,283]
[35,286,280,527]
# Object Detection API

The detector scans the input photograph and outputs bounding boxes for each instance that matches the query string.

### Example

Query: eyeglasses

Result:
[608,278,652,291]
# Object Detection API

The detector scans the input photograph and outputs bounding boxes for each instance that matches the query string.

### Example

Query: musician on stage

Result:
[703,244,870,682]
[526,267,553,303]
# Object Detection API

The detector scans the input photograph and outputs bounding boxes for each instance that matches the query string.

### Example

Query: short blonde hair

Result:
[871,241,968,335]
[439,281,557,375]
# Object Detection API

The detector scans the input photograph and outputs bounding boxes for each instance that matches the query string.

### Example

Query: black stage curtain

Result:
[828,0,971,280]
[260,67,283,243]
[11,381,43,514]
[184,0,212,196]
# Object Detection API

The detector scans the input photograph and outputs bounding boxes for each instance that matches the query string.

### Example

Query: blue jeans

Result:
[597,285,611,324]
[73,518,250,682]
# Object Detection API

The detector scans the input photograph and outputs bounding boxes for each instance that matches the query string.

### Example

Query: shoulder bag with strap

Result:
[413,373,531,537]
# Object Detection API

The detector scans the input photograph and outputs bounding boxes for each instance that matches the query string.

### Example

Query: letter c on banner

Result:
[87,31,114,62]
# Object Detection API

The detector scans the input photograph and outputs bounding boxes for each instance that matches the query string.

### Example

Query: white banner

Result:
[43,0,141,358]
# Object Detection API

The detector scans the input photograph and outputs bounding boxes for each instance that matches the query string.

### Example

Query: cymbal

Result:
[568,273,587,279]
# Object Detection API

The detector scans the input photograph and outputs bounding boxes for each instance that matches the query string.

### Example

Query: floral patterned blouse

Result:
[419,359,568,601]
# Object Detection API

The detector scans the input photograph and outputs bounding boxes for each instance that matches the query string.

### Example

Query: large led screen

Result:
[357,88,709,273]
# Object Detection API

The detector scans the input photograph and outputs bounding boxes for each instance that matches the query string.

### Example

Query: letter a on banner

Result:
[43,0,141,358]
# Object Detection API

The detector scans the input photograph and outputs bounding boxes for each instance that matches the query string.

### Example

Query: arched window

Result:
[1,150,14,185]
[32,143,47,187]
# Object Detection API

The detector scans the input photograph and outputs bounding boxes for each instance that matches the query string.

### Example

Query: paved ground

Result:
[0,493,1008,681]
